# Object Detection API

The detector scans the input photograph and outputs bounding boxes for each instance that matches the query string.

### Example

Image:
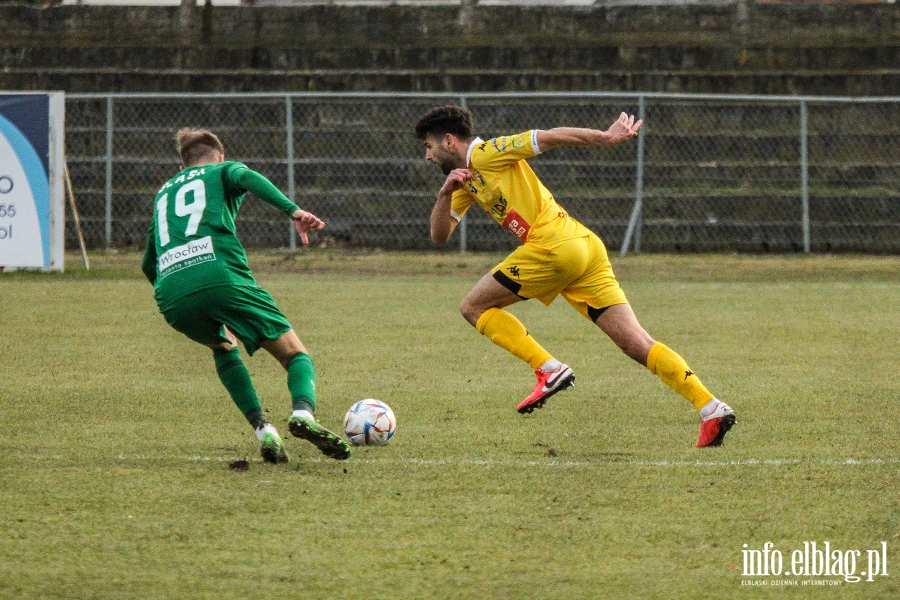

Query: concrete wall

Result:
[2,2,900,94]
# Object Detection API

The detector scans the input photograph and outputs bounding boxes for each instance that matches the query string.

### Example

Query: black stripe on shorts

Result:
[492,270,529,300]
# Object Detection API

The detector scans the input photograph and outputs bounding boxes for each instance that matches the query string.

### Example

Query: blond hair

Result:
[176,128,225,167]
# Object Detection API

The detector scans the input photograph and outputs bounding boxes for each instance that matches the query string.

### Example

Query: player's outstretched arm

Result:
[431,168,473,244]
[536,112,642,152]
[232,167,325,245]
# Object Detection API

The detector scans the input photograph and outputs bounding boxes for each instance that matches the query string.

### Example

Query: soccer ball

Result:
[343,399,396,446]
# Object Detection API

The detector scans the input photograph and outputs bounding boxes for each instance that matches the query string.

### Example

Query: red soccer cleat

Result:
[516,364,575,414]
[695,401,736,447]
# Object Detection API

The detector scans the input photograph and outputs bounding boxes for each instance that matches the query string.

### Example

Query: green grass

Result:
[1,251,899,599]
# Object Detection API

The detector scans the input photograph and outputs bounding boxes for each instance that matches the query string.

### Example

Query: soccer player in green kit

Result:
[142,128,351,463]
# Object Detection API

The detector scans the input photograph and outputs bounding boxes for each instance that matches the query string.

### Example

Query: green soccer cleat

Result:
[259,430,289,464]
[288,415,352,461]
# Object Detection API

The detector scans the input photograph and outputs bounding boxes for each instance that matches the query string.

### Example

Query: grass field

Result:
[1,250,899,599]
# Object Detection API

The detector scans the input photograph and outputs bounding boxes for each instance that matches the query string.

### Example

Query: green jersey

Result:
[142,161,299,308]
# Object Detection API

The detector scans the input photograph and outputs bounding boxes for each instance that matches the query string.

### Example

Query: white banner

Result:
[0,92,64,271]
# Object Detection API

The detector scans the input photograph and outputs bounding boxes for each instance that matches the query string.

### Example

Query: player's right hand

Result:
[292,209,325,245]
[440,168,475,196]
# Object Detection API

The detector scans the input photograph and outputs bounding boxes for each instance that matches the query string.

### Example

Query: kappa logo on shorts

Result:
[508,265,521,279]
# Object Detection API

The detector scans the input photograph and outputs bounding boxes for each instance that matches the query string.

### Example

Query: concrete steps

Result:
[5,3,900,94]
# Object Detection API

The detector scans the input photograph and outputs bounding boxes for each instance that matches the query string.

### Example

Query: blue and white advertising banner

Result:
[0,92,65,271]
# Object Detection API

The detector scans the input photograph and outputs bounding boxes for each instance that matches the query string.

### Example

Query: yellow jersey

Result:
[450,130,591,247]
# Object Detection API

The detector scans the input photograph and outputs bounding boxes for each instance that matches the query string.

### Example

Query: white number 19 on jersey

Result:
[156,179,207,247]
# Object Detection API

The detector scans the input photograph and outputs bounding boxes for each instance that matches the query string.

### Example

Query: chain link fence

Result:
[65,92,900,254]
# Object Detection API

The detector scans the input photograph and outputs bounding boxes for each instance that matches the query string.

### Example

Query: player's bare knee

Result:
[279,350,302,369]
[621,336,654,364]
[459,303,480,327]
[209,340,236,353]
[621,343,645,364]
[601,327,650,362]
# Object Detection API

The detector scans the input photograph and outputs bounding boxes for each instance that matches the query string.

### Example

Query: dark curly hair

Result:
[415,105,475,141]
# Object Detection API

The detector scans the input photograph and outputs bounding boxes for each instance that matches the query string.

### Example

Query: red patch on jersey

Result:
[502,209,531,242]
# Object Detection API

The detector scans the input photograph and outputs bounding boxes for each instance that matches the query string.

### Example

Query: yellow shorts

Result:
[491,234,628,322]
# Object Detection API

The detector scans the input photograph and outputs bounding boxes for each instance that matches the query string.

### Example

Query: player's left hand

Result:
[292,209,326,245]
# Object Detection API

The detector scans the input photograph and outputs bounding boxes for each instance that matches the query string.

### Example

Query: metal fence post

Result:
[633,96,645,254]
[458,94,468,254]
[286,95,296,249]
[800,100,810,253]
[620,95,646,257]
[104,96,114,250]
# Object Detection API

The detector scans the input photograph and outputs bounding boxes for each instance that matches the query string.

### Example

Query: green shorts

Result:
[161,285,292,356]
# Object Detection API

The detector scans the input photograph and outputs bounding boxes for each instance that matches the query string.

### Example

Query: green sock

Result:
[214,348,266,428]
[286,353,317,413]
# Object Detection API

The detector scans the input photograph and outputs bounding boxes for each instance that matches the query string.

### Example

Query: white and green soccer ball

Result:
[343,399,396,446]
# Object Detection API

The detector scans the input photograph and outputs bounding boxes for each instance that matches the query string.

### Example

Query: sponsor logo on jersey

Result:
[488,135,524,154]
[489,194,509,221]
[502,209,530,242]
[158,235,216,278]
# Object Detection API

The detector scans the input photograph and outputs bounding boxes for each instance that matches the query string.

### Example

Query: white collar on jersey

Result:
[465,137,484,167]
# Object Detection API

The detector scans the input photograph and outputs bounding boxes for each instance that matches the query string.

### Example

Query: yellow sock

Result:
[646,342,714,410]
[475,308,553,370]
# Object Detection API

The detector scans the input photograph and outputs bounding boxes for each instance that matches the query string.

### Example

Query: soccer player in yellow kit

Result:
[415,106,736,447]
